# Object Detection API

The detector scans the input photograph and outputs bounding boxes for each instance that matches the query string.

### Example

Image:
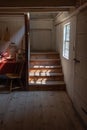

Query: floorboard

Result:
[0,91,85,130]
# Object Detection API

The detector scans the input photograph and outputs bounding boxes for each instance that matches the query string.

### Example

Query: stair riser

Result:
[30,61,61,66]
[29,85,66,91]
[29,52,65,91]
[29,76,64,81]
[31,54,60,59]
[29,68,62,73]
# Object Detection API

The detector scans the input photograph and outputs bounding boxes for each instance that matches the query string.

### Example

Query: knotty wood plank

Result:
[0,0,76,7]
[0,91,85,130]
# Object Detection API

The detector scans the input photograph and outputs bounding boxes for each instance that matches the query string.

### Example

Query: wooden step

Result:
[30,52,59,55]
[29,75,64,81]
[31,52,60,59]
[30,59,61,66]
[30,65,62,69]
[29,81,66,91]
[29,85,66,91]
[30,59,60,61]
[29,52,65,91]
[29,68,62,73]
[29,81,65,85]
[31,52,59,54]
[29,72,63,77]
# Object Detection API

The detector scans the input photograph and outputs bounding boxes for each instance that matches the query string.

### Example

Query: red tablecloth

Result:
[0,59,16,74]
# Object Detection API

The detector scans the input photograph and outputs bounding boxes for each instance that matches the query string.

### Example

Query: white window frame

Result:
[63,22,70,59]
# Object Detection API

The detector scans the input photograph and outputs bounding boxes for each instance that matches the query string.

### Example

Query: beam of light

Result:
[0,40,10,54]
[33,65,56,68]
[29,72,51,76]
[10,25,25,46]
[29,78,47,85]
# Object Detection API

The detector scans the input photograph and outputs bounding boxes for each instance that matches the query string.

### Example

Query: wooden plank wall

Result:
[0,0,76,7]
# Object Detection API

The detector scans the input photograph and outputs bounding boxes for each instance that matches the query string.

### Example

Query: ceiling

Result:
[0,0,76,7]
[0,12,60,21]
[30,12,59,19]
[0,0,76,13]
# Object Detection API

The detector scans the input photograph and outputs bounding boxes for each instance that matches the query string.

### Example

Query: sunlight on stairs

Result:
[29,52,66,90]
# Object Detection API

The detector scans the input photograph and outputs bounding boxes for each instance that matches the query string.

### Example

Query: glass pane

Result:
[63,23,70,60]
[66,24,70,41]
[65,42,69,49]
[65,50,69,59]
[63,27,66,41]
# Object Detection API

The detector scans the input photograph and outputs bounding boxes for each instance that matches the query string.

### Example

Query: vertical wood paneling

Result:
[55,15,76,101]
[30,29,52,51]
[74,8,87,125]
[0,17,24,53]
[0,20,24,39]
[30,19,55,51]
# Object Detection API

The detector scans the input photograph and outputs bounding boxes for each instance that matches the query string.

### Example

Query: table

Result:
[0,58,17,74]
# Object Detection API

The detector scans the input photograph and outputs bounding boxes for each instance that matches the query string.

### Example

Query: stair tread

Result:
[29,71,62,73]
[30,65,61,69]
[29,81,65,85]
[29,77,64,81]
[30,59,60,61]
[31,52,59,55]
[29,52,65,90]
[29,72,63,76]
[29,69,62,73]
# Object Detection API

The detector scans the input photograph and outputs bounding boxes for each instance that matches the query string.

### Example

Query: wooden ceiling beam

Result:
[0,7,70,14]
[0,0,76,7]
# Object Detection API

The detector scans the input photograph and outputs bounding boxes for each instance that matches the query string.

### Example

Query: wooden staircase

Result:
[29,52,66,90]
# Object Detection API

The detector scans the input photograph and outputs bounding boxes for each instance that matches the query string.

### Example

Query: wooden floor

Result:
[0,91,85,130]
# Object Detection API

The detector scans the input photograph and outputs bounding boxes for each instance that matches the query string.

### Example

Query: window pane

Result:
[65,42,69,49]
[65,50,69,59]
[66,24,70,41]
[63,23,70,60]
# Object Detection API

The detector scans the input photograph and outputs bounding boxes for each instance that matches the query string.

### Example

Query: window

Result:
[63,22,70,59]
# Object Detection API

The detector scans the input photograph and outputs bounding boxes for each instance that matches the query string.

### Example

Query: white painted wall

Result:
[0,16,25,53]
[55,12,76,101]
[30,19,56,51]
[55,7,87,126]
[73,8,87,126]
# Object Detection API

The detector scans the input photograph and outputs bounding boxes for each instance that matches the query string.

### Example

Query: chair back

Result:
[14,61,24,77]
